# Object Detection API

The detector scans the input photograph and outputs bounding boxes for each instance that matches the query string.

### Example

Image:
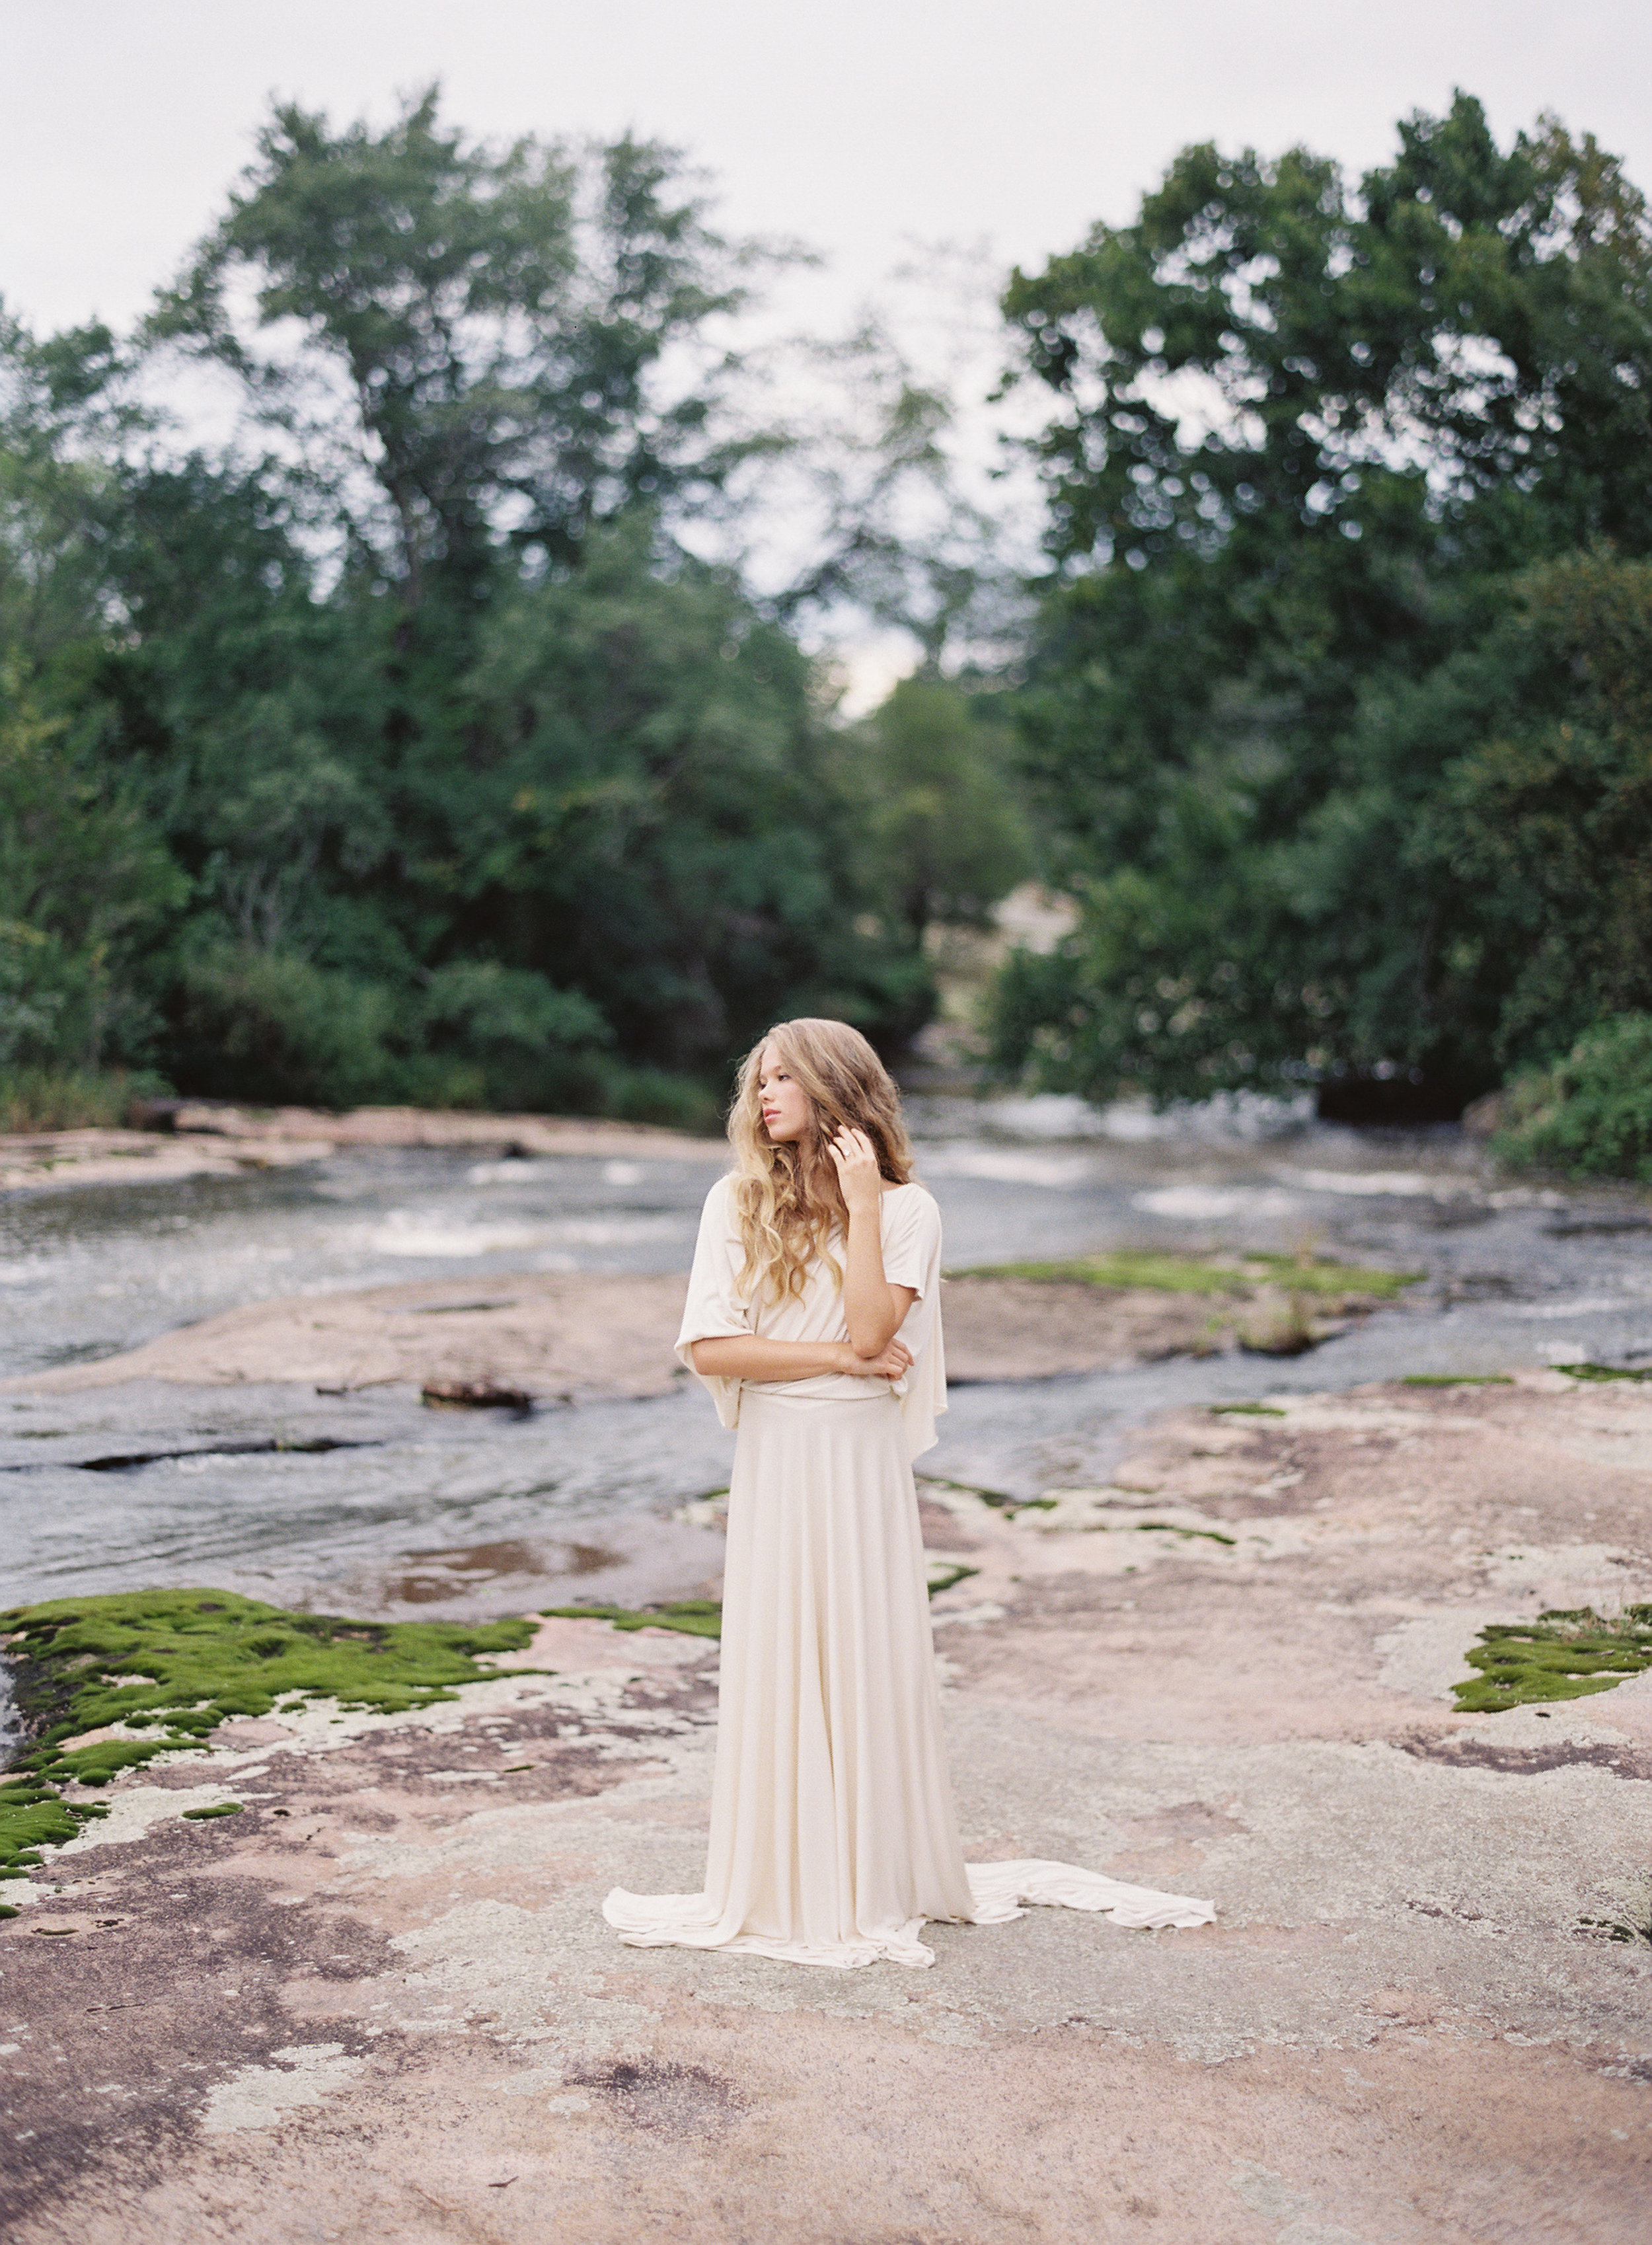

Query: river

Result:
[2,1095,1648,1642]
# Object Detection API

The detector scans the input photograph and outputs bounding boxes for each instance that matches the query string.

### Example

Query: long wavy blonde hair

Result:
[728,1017,915,1305]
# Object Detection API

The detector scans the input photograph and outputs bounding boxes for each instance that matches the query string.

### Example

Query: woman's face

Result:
[757,1044,813,1145]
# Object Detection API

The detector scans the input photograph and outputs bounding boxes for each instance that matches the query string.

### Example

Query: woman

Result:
[604,1018,1213,1968]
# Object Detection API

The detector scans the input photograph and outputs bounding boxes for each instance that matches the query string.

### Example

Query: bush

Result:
[163,946,628,1115]
[603,1067,724,1135]
[418,961,611,1112]
[165,947,410,1109]
[1493,1014,1652,1182]
[0,1066,169,1133]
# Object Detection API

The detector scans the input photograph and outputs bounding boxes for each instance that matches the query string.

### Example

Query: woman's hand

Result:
[827,1123,883,1219]
[838,1334,913,1383]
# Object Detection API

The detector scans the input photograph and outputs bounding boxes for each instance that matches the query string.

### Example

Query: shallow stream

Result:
[2,1095,1648,1638]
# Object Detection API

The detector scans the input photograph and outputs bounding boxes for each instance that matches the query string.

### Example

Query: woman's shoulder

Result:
[700,1170,739,1221]
[881,1180,941,1225]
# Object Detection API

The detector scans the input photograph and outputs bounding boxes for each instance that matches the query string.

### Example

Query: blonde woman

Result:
[604,1018,1213,1968]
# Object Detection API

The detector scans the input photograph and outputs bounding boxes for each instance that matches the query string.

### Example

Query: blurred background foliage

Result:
[1,88,1648,1171]
[991,93,1652,1143]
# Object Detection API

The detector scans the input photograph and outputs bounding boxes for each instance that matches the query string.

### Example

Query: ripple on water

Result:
[1,1108,1649,1611]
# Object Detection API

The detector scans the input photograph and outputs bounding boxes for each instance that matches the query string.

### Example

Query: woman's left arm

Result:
[828,1127,917,1359]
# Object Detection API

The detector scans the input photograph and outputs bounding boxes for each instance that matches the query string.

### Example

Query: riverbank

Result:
[0,1105,720,1198]
[2,1366,1649,2242]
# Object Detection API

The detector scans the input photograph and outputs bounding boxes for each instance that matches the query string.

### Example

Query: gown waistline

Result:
[739,1379,900,1412]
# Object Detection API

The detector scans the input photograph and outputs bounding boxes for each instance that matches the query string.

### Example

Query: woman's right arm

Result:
[691,1334,912,1383]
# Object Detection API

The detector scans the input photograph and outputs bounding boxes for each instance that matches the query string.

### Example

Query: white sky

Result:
[3,0,1645,338]
[3,0,1645,699]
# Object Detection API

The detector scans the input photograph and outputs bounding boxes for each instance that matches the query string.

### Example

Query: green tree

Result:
[1441,549,1652,1060]
[839,677,1032,942]
[0,311,184,1083]
[151,89,765,601]
[456,517,930,1068]
[0,661,184,1073]
[0,103,950,1114]
[993,96,1652,1107]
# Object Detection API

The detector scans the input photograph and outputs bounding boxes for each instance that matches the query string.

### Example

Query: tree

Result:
[455,517,930,1069]
[0,311,184,1079]
[992,96,1652,1108]
[838,677,1032,942]
[1441,548,1652,1061]
[151,89,766,603]
[0,660,184,1072]
[0,104,957,1115]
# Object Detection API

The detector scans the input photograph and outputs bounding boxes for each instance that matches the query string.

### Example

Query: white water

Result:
[1,1095,1647,1631]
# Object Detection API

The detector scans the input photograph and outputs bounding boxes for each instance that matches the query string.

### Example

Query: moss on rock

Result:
[0,1588,536,1878]
[541,1600,723,1639]
[1403,1373,1515,1387]
[1452,1607,1652,1712]
[953,1249,1419,1302]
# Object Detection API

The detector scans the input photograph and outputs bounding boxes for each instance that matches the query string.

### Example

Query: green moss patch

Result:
[916,1473,1018,1509]
[1579,1909,1652,1948]
[1209,1402,1287,1418]
[548,1569,983,1623]
[542,1600,724,1639]
[952,1250,1420,1301]
[0,1587,536,1878]
[1553,1363,1652,1384]
[1134,1521,1237,1546]
[181,1802,243,1820]
[1402,1373,1515,1387]
[1452,1607,1652,1712]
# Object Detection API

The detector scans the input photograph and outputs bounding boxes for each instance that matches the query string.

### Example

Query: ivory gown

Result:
[602,1176,1215,1969]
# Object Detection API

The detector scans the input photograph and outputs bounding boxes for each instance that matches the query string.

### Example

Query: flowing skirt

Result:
[603,1389,1214,1968]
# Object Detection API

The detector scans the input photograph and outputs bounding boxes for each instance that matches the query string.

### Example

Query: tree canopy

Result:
[0,89,995,1123]
[992,94,1652,1112]
[3,87,1647,1139]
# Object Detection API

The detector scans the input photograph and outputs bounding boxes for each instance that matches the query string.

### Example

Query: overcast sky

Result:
[3,0,1646,339]
[3,0,1644,701]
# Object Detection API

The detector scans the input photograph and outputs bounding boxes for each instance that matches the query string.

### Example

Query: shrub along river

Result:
[1,1094,1648,1683]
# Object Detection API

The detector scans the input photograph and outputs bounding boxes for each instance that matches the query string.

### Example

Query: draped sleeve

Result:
[675,1174,754,1430]
[880,1185,948,1461]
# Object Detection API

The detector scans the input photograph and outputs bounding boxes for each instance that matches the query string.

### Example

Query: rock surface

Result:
[1,1269,1273,1397]
[0,1106,718,1197]
[3,1370,1649,2242]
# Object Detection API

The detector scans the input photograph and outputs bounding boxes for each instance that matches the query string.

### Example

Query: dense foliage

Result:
[1492,1014,1652,1182]
[991,95,1652,1118]
[4,87,1648,1162]
[0,93,1022,1123]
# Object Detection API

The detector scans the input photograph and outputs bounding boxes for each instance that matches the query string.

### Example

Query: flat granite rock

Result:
[3,1272,1276,1399]
[3,1371,1650,2243]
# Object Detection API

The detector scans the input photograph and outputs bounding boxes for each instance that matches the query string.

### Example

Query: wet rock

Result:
[420,1379,535,1412]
